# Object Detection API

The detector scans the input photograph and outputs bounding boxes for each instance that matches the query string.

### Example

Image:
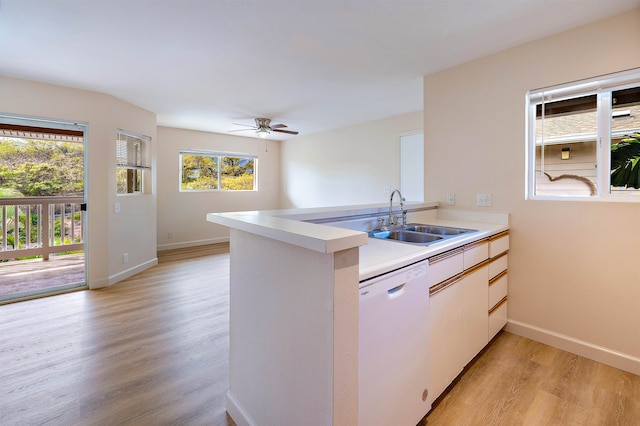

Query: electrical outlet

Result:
[477,193,492,207]
[446,193,455,206]
[122,253,129,264]
[383,185,391,194]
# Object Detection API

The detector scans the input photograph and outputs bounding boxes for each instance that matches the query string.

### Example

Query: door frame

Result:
[0,113,89,301]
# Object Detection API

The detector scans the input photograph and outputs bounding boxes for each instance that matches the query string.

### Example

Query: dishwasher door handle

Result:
[387,283,406,297]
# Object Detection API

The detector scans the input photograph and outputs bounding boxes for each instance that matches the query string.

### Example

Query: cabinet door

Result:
[429,276,463,403]
[428,264,488,403]
[458,264,489,366]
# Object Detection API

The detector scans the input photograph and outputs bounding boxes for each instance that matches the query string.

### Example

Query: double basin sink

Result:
[368,223,477,246]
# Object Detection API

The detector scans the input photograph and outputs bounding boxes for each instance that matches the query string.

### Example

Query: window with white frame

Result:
[116,130,150,195]
[527,68,640,200]
[180,150,257,191]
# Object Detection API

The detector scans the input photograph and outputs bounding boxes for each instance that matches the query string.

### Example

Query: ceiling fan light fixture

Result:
[256,127,270,138]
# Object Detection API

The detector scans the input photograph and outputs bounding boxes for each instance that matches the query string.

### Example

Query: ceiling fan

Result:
[229,118,299,138]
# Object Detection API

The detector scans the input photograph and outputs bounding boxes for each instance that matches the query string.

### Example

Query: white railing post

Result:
[1,205,6,252]
[42,201,51,261]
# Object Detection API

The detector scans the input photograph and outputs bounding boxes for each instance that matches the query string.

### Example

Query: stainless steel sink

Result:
[403,224,476,236]
[368,230,444,245]
[368,223,477,246]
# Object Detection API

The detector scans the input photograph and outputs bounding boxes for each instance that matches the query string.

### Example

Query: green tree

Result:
[611,132,640,189]
[221,173,254,190]
[181,154,218,190]
[0,137,84,197]
[220,157,254,190]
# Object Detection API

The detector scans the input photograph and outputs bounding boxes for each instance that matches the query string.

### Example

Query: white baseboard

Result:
[87,277,110,289]
[107,258,158,286]
[156,237,229,252]
[506,319,640,375]
[226,391,257,426]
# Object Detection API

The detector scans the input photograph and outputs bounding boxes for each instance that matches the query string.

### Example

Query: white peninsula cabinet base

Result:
[207,208,371,426]
[208,204,509,425]
[226,229,361,426]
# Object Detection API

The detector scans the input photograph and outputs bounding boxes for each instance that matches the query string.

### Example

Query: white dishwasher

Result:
[358,259,431,426]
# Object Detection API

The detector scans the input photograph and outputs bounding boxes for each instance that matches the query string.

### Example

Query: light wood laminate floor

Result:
[425,332,640,425]
[1,243,638,425]
[1,244,234,426]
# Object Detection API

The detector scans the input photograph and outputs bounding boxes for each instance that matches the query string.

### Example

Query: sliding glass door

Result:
[0,114,87,302]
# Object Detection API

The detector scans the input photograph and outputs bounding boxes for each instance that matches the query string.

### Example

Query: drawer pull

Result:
[466,258,490,275]
[489,270,508,285]
[429,247,463,265]
[489,230,509,240]
[430,260,489,296]
[463,239,489,251]
[489,296,508,314]
[490,250,508,262]
[429,273,463,296]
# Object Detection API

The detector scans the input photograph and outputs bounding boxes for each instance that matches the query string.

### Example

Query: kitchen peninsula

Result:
[207,203,509,426]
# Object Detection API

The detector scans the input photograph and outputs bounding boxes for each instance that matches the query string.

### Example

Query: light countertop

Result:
[206,202,509,281]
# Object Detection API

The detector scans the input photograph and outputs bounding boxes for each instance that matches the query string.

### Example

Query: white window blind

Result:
[117,130,150,169]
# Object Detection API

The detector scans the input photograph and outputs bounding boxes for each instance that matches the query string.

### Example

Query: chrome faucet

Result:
[388,189,406,228]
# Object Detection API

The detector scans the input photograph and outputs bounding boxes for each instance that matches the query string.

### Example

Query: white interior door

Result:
[400,133,424,202]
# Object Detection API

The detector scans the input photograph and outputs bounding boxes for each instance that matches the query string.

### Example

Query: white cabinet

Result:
[488,270,507,309]
[458,263,490,366]
[428,231,509,404]
[428,262,488,403]
[488,232,509,340]
[427,248,463,287]
[463,239,488,269]
[429,275,462,402]
[489,298,508,338]
[489,231,509,258]
[488,253,507,279]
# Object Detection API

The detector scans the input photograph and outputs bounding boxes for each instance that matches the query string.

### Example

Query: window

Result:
[527,69,640,200]
[180,150,257,191]
[117,130,150,195]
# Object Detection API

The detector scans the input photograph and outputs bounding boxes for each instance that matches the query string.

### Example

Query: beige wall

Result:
[424,9,640,372]
[279,111,423,208]
[156,127,280,250]
[0,76,157,288]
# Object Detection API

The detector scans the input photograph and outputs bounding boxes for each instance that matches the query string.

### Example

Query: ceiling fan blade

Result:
[232,123,258,128]
[270,123,288,129]
[273,129,299,135]
[227,128,256,132]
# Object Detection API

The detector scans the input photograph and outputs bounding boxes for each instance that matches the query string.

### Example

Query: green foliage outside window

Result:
[181,153,255,191]
[0,137,84,259]
[0,138,84,197]
[611,132,640,189]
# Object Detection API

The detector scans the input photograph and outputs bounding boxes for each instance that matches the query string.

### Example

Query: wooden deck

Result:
[0,253,85,301]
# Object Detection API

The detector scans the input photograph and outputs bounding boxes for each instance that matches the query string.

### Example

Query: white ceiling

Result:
[1,0,638,140]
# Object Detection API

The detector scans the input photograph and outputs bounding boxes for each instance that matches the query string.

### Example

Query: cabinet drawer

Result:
[427,248,464,287]
[463,240,488,270]
[489,298,507,339]
[488,253,508,280]
[488,271,507,309]
[489,232,509,258]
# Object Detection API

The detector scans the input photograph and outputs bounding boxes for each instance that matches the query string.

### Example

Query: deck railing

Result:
[0,196,84,261]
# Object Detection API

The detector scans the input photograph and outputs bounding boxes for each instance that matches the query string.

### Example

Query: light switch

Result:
[114,202,121,213]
